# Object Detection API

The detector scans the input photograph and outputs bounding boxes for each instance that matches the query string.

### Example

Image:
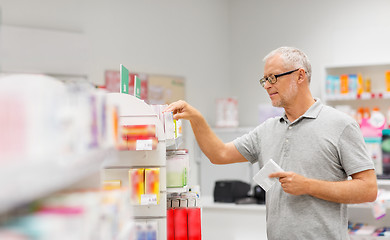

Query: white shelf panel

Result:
[0,148,112,214]
[350,235,390,240]
[167,186,188,193]
[378,180,390,186]
[104,143,166,167]
[326,92,390,101]
[132,193,167,218]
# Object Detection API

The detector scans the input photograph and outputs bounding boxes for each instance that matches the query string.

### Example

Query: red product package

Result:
[167,209,175,240]
[187,208,201,240]
[174,208,188,240]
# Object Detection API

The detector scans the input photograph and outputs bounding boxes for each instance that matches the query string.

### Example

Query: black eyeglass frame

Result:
[259,68,300,87]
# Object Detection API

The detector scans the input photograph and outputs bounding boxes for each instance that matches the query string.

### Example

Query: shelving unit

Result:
[324,64,390,238]
[102,93,167,240]
[348,180,390,239]
[0,148,113,214]
[323,63,390,114]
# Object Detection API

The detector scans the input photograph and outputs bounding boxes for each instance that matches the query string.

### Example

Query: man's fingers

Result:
[164,100,186,113]
[173,112,186,120]
[269,172,287,178]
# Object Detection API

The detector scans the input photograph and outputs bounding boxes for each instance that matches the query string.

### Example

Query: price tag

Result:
[141,194,158,205]
[136,139,153,150]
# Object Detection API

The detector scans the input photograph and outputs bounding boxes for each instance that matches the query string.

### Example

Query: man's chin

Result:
[270,100,280,107]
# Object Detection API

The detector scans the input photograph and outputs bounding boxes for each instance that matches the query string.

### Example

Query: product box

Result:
[119,125,158,151]
[188,208,202,240]
[174,208,188,240]
[103,180,122,191]
[122,125,156,138]
[164,112,176,140]
[144,168,160,204]
[167,209,175,240]
[129,168,145,205]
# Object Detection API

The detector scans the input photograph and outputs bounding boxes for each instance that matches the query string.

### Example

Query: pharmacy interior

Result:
[1,1,390,240]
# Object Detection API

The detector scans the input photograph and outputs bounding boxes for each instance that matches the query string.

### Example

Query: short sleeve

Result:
[338,122,375,176]
[233,125,263,164]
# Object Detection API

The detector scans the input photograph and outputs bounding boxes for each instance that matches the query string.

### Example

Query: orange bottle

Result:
[340,74,349,94]
[364,78,371,93]
[386,71,390,92]
[357,73,364,95]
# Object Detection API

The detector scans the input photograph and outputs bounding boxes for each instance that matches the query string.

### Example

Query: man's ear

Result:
[297,69,306,84]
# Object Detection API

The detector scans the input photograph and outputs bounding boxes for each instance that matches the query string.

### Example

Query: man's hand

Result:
[164,100,200,120]
[269,172,309,196]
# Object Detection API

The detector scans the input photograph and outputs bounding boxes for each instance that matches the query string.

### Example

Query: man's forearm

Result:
[306,175,377,204]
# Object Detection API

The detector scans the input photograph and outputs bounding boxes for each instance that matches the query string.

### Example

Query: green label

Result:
[134,75,141,99]
[120,64,129,94]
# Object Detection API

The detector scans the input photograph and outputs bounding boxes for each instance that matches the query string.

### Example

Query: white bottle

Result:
[369,107,386,129]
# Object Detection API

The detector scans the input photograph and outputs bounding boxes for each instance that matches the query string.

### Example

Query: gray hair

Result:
[263,46,312,83]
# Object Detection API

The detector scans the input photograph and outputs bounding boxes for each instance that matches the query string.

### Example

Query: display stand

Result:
[103,93,167,240]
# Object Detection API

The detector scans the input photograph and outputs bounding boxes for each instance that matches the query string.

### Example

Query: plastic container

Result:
[166,150,189,188]
[360,108,385,138]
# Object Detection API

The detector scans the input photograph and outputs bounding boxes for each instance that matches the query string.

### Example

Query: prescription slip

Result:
[253,159,284,192]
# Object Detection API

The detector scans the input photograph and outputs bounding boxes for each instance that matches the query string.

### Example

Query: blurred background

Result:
[1,0,390,239]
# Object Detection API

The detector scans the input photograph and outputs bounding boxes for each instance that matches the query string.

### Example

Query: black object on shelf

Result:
[376,175,390,179]
[253,185,266,204]
[213,180,250,203]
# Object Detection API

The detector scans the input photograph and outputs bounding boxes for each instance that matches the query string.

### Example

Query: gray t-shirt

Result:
[233,99,374,240]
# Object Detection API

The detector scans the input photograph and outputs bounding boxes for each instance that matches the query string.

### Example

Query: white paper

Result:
[253,159,284,192]
[141,194,158,205]
[136,139,153,150]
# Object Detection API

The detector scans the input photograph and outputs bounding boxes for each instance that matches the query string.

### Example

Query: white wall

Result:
[0,0,231,185]
[229,0,390,126]
[0,0,231,122]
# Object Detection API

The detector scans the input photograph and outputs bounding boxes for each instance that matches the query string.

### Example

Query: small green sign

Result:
[134,75,141,99]
[120,64,129,94]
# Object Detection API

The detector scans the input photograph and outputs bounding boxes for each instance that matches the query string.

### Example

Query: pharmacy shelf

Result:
[350,235,390,240]
[323,63,390,104]
[103,93,167,240]
[326,92,390,101]
[0,148,113,214]
[378,179,390,186]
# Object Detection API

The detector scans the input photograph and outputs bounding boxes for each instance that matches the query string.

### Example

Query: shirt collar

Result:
[279,98,323,123]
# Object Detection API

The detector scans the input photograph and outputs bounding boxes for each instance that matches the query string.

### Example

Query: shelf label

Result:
[136,139,153,150]
[141,194,158,205]
[120,64,129,94]
[134,75,141,99]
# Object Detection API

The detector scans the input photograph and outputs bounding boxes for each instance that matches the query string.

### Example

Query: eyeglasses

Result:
[259,68,300,87]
